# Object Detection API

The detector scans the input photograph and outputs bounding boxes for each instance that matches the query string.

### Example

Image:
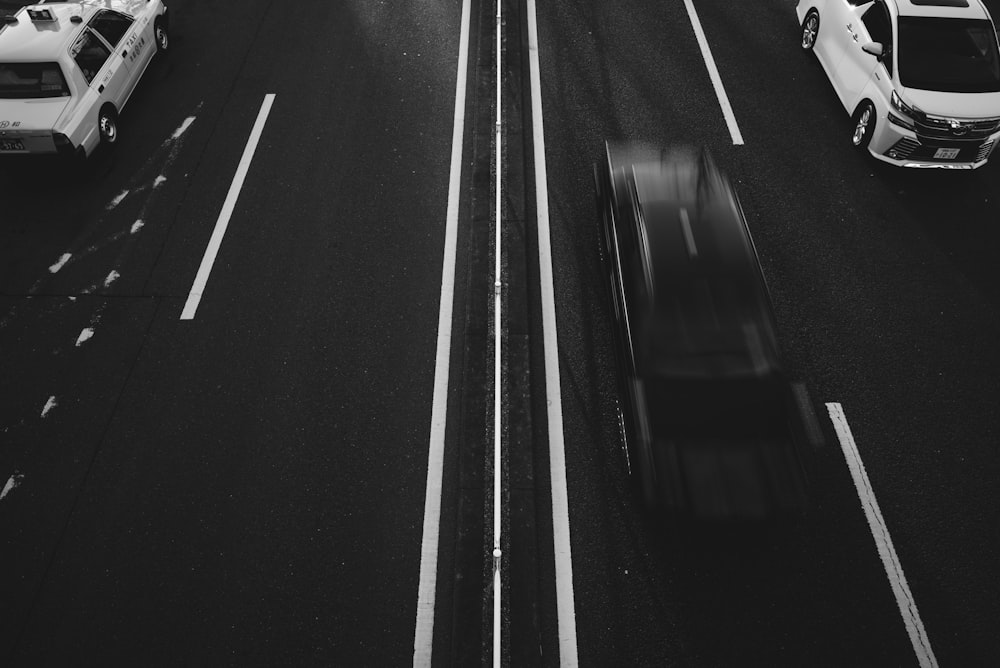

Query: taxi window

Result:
[72,31,112,84]
[91,10,134,48]
[0,62,70,98]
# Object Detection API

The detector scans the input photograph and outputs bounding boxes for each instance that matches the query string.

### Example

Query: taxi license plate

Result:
[934,147,960,160]
[0,139,25,151]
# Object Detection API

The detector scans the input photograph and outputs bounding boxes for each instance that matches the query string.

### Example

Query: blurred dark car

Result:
[593,143,821,519]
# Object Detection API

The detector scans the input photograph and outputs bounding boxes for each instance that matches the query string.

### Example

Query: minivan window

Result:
[898,17,1000,92]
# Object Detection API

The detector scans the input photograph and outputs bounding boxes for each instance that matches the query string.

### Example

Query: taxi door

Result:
[71,28,130,112]
[88,10,147,104]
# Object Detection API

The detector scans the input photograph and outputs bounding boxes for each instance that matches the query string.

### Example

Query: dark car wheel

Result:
[98,106,118,145]
[801,10,819,51]
[851,100,876,149]
[155,19,170,54]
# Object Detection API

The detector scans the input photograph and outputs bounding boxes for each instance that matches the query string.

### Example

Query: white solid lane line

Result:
[826,403,939,668]
[526,0,580,665]
[681,0,744,145]
[180,94,275,321]
[413,0,471,665]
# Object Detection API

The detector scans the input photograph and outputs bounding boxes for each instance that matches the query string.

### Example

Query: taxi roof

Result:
[0,4,96,61]
[892,0,991,20]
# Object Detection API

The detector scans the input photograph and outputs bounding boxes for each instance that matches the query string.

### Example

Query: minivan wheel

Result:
[98,106,118,145]
[852,100,876,149]
[801,10,819,51]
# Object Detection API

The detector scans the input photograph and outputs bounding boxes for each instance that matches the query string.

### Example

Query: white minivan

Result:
[797,0,1000,169]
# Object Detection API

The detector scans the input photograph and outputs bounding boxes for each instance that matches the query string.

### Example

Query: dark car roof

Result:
[623,151,781,378]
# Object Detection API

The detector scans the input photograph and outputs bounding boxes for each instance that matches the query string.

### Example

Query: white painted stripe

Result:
[75,328,95,346]
[492,2,504,666]
[180,94,275,321]
[526,1,580,665]
[826,403,939,668]
[0,472,23,501]
[413,1,471,665]
[49,253,72,274]
[681,0,744,145]
[40,396,57,418]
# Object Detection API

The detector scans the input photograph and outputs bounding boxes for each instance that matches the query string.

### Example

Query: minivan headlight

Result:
[890,90,915,118]
[889,90,917,130]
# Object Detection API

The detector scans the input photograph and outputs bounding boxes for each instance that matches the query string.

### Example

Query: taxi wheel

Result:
[851,100,876,149]
[801,10,819,51]
[98,106,119,146]
[155,20,169,54]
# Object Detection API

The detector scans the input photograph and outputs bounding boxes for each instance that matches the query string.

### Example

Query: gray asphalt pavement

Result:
[2,0,999,665]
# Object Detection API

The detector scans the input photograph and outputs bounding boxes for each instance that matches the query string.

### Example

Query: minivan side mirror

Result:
[862,42,885,59]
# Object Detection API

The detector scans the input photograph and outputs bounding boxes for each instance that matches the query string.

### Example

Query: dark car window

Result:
[0,62,69,98]
[72,31,112,84]
[898,17,1000,92]
[90,10,134,48]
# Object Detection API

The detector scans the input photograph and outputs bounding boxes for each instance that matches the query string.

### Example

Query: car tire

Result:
[155,19,170,54]
[801,10,819,51]
[98,105,118,146]
[851,100,876,150]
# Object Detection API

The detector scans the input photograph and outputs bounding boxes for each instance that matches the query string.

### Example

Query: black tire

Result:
[851,100,876,150]
[98,105,118,146]
[801,10,819,52]
[154,19,169,54]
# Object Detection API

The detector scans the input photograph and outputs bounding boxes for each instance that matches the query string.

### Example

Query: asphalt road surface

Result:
[2,0,999,666]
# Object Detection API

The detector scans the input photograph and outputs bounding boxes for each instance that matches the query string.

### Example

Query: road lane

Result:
[1,0,472,663]
[526,0,1000,664]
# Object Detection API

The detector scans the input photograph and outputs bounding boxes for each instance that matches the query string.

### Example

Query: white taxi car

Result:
[797,0,1000,168]
[0,0,169,159]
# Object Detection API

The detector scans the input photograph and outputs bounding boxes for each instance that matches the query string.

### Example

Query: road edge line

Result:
[826,402,939,668]
[526,1,580,665]
[413,0,472,665]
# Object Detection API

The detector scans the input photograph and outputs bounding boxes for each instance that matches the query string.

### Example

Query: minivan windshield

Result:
[0,62,69,98]
[897,18,1000,92]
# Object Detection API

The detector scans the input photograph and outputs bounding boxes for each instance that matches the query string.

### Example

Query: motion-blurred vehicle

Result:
[594,143,821,519]
[0,0,169,159]
[797,0,1000,168]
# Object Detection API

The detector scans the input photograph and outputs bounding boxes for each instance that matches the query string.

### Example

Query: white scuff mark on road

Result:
[76,328,95,346]
[172,115,196,139]
[131,220,144,234]
[104,270,120,287]
[1,472,24,501]
[41,396,57,418]
[153,175,167,188]
[49,253,72,274]
[107,190,130,210]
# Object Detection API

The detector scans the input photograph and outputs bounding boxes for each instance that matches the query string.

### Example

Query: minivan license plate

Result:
[0,139,25,151]
[934,147,960,160]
